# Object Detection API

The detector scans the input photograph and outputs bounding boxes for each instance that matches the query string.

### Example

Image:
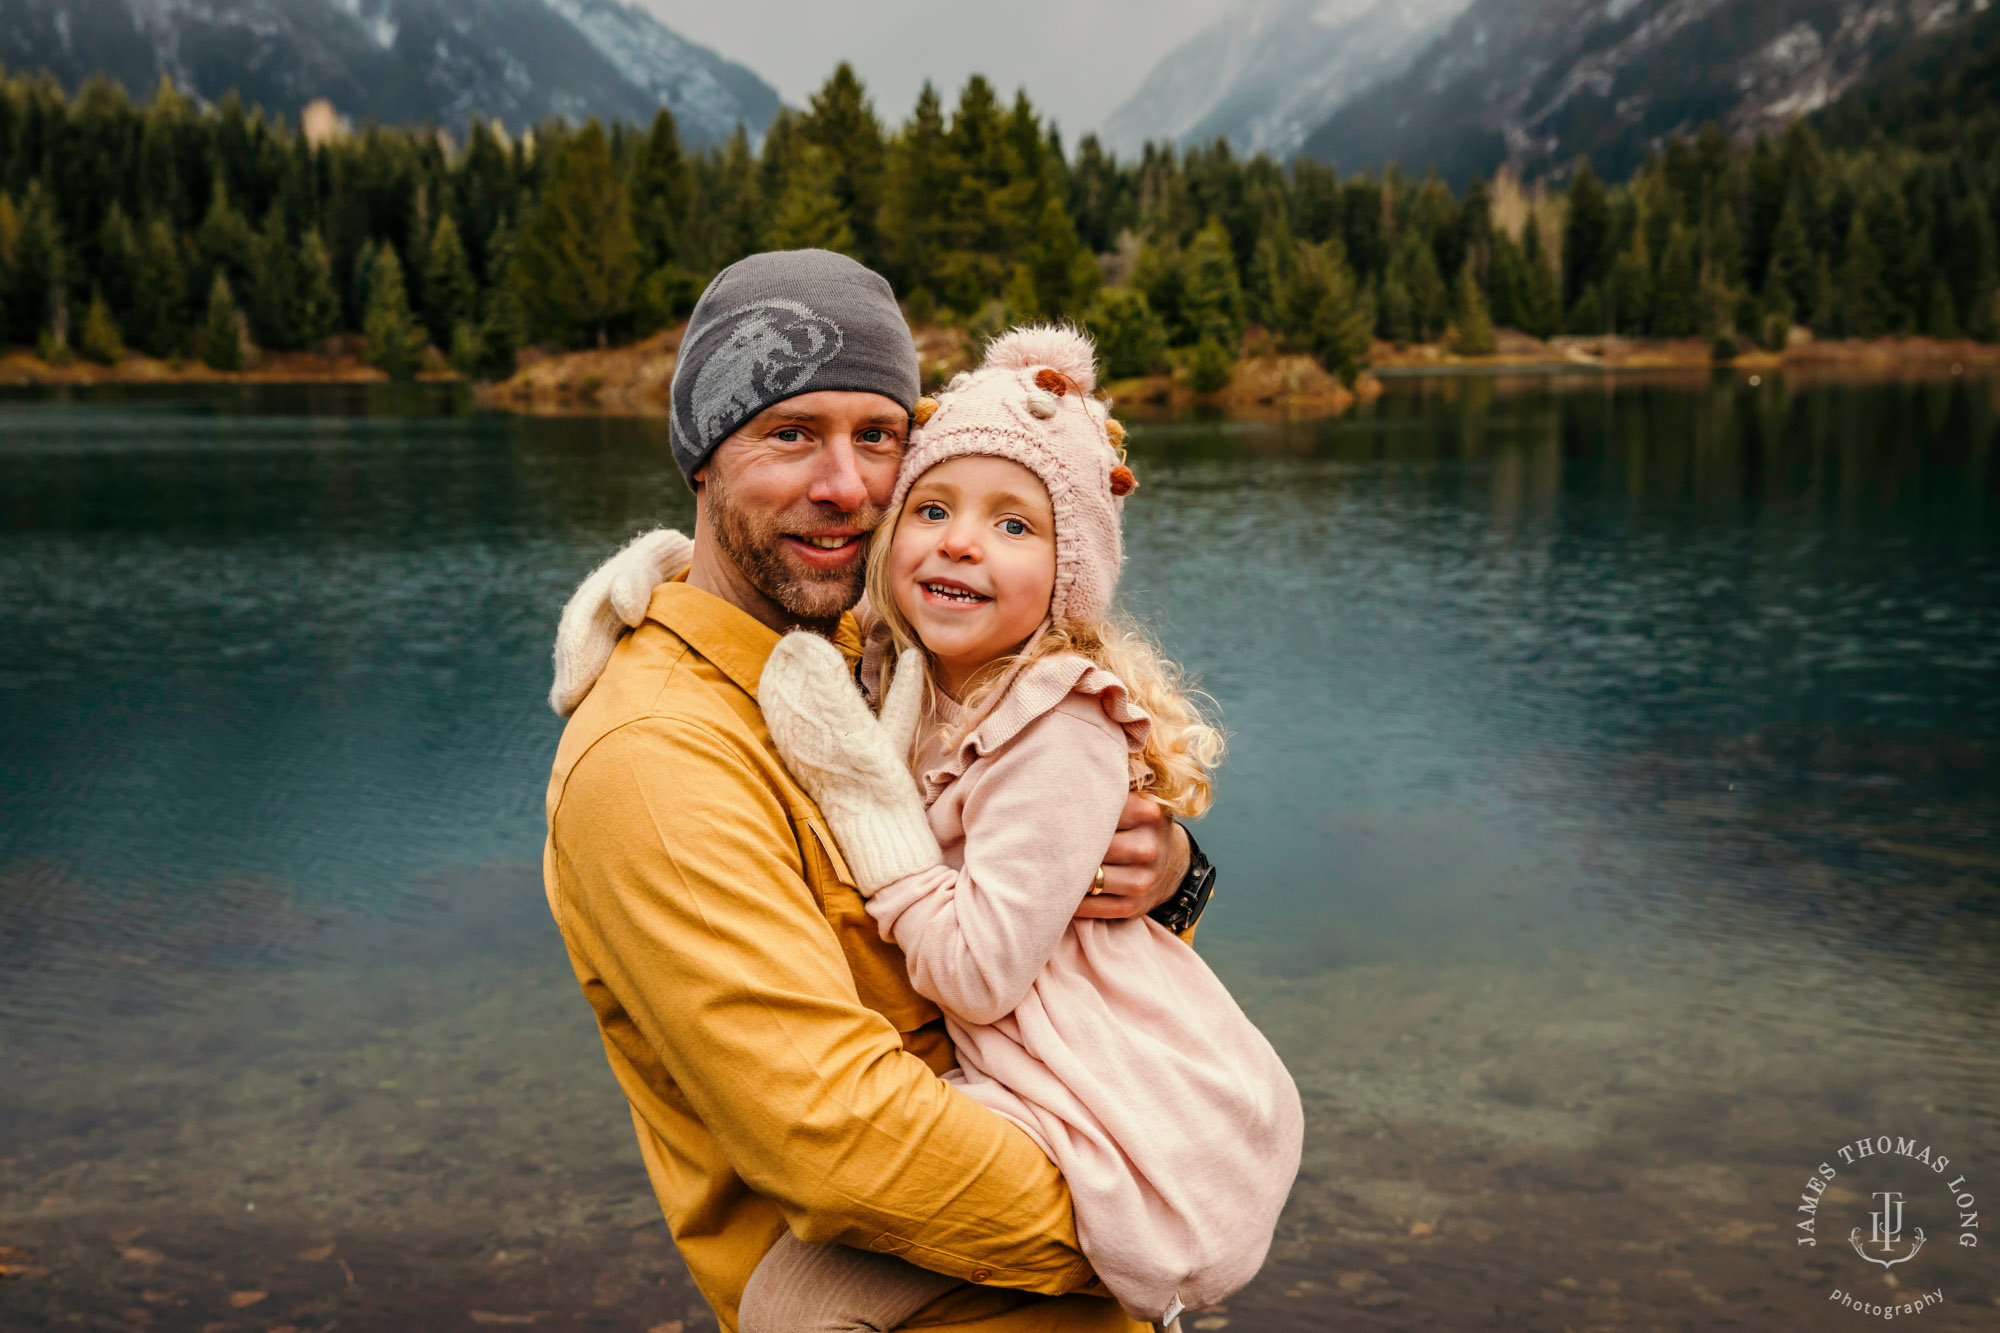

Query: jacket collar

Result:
[645,574,863,699]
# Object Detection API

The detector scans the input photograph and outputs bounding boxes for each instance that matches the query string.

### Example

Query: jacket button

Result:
[970,1268,992,1283]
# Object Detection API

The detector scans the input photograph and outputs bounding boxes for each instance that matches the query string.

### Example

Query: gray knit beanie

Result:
[668,249,920,479]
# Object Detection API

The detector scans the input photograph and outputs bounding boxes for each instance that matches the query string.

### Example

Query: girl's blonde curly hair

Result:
[863,489,1225,819]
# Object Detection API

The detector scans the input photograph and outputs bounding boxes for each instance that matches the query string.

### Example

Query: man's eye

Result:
[858,428,898,446]
[774,427,805,442]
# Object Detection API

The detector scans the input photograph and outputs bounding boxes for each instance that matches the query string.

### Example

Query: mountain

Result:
[1811,0,2000,153]
[1298,0,1990,185]
[1102,0,1472,158]
[0,0,779,144]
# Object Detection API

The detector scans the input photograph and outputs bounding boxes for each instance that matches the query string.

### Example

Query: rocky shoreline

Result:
[6,326,1996,411]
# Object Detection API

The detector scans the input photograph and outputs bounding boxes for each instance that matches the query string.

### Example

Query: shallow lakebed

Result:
[3,373,1996,1329]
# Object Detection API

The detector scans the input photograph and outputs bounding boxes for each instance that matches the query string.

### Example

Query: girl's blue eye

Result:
[918,503,947,521]
[1002,518,1028,536]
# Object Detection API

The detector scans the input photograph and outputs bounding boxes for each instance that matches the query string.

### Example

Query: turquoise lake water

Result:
[1,373,1995,1330]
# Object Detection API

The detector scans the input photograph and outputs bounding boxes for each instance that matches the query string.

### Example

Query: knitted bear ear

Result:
[982,325,1097,395]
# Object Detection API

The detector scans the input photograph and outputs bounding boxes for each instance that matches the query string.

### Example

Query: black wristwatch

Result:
[1148,826,1216,934]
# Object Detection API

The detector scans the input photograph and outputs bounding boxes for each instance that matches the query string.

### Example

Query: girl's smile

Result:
[887,455,1057,699]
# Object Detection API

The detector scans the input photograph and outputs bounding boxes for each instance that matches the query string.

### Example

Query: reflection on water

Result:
[2,374,1996,1329]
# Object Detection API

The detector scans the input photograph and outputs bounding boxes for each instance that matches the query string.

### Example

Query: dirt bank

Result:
[0,337,458,387]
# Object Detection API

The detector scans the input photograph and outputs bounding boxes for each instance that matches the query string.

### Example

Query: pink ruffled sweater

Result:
[864,654,1304,1320]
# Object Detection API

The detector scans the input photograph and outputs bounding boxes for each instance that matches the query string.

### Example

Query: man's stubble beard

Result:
[704,467,882,634]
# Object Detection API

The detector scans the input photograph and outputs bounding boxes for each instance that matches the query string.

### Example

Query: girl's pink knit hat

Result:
[889,326,1133,627]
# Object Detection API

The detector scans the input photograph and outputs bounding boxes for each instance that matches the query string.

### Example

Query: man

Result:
[544,250,1215,1331]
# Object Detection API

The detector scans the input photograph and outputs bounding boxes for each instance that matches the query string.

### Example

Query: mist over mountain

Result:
[0,0,778,143]
[1297,0,1991,184]
[1102,0,1472,158]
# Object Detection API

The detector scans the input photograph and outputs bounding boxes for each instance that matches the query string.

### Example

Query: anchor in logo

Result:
[1850,1191,1926,1268]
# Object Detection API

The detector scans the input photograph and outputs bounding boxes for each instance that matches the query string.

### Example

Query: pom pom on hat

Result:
[982,325,1097,395]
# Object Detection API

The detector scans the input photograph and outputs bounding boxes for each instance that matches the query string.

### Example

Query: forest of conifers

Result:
[0,58,1996,383]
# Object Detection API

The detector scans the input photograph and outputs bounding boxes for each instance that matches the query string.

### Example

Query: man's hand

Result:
[1073,793,1190,920]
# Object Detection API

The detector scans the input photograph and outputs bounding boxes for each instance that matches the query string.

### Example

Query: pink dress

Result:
[864,654,1304,1320]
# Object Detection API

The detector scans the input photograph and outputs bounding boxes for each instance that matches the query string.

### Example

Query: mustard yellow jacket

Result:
[544,579,1145,1333]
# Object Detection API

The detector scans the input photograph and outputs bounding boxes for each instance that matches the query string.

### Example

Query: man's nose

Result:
[805,436,869,512]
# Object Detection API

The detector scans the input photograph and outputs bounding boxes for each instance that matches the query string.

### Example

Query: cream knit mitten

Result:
[549,527,694,717]
[759,633,942,894]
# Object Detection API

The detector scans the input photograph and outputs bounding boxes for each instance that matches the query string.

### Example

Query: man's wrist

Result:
[1147,826,1216,934]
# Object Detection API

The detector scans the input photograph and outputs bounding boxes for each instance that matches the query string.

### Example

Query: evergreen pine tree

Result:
[1837,213,1891,337]
[1652,225,1700,336]
[880,83,951,307]
[629,107,689,274]
[1023,192,1095,318]
[364,245,424,380]
[131,217,186,357]
[247,207,301,350]
[200,271,244,371]
[1390,233,1447,341]
[1448,264,1496,355]
[1182,217,1246,350]
[77,289,123,365]
[1808,254,1839,334]
[7,184,64,348]
[297,229,339,346]
[449,321,480,376]
[1002,263,1042,324]
[1379,271,1414,343]
[515,121,641,348]
[1963,203,1999,341]
[422,213,476,349]
[1309,256,1375,386]
[1567,284,1605,336]
[1184,336,1235,394]
[96,203,139,323]
[1132,240,1189,345]
[1707,200,1744,291]
[1520,216,1563,338]
[1562,161,1612,312]
[1486,230,1527,330]
[1248,222,1294,329]
[1082,286,1168,379]
[1606,229,1652,335]
[1926,274,1960,339]
[764,145,856,253]
[1766,196,1815,313]
[801,62,887,267]
[195,178,254,308]
[475,227,527,381]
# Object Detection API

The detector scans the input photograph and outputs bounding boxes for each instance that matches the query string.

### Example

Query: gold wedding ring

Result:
[1090,866,1107,896]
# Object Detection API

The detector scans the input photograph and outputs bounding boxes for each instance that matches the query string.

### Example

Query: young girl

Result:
[739,327,1302,1332]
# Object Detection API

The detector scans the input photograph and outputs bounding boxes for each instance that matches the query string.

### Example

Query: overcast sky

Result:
[638,0,1239,139]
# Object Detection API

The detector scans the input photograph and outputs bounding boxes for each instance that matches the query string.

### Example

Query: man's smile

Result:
[783,531,866,568]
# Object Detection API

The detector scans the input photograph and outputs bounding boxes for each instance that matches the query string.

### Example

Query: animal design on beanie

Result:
[685,298,845,445]
[892,326,1134,627]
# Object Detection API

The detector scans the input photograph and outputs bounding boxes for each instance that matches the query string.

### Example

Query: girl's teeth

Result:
[925,583,984,602]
